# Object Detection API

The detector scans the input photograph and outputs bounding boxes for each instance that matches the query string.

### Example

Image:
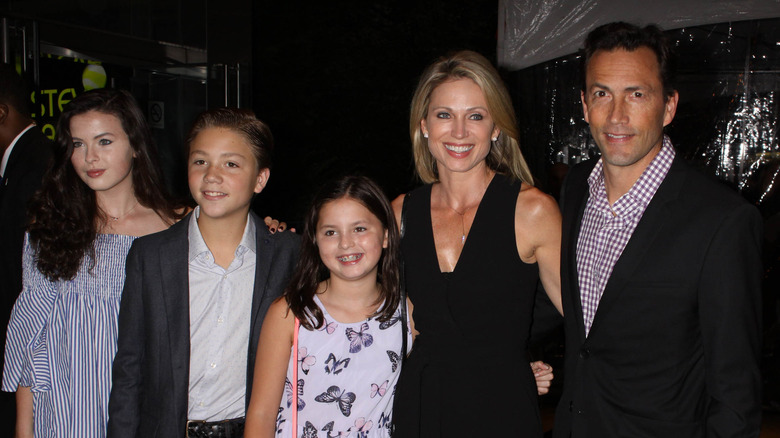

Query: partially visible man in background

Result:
[0,62,53,429]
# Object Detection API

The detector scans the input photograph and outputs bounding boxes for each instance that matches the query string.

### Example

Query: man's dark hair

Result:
[582,22,677,99]
[0,63,31,117]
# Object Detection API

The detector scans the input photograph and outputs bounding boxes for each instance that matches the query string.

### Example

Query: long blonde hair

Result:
[409,50,533,184]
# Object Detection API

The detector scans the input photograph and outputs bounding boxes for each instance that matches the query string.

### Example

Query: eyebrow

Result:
[590,82,645,93]
[72,132,114,141]
[430,105,489,112]
[189,150,248,159]
[318,220,369,229]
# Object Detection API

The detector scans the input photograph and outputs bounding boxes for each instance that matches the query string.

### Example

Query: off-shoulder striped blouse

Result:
[3,233,136,438]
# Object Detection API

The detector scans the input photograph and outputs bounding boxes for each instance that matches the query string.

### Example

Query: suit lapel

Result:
[250,214,274,337]
[564,163,593,342]
[159,214,192,414]
[587,157,686,337]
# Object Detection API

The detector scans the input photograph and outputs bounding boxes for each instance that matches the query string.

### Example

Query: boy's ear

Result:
[254,168,270,194]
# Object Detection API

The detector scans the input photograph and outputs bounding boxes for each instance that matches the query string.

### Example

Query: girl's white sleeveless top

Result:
[276,295,411,437]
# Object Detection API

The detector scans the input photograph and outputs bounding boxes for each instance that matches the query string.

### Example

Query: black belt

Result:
[186,417,245,438]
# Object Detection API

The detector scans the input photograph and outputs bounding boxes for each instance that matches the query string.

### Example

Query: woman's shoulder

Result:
[391,194,405,226]
[391,184,428,220]
[515,184,560,226]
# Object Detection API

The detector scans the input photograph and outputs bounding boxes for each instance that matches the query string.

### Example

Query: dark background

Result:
[2,0,507,227]
[251,1,502,227]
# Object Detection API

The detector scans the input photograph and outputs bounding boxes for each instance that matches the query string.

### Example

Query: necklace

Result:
[106,200,139,222]
[443,177,491,245]
[446,203,470,244]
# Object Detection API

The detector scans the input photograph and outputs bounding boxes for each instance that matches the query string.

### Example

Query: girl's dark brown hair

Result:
[28,88,182,281]
[285,175,401,330]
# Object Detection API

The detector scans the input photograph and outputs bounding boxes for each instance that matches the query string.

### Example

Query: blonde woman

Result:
[392,51,563,437]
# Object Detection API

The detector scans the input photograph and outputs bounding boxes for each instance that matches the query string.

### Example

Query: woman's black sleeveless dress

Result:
[393,174,543,437]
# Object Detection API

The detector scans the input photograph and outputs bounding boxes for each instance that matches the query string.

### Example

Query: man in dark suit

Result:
[0,63,53,429]
[553,22,762,437]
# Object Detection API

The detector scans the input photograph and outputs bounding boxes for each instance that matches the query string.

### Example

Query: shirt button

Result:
[199,401,204,407]
[210,362,216,368]
[218,317,224,324]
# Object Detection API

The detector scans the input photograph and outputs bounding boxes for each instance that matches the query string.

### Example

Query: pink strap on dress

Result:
[291,317,300,434]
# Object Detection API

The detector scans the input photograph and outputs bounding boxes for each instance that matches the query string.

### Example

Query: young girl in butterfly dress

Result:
[245,175,413,438]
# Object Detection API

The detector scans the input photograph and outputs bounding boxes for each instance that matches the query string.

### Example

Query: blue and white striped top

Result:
[3,233,136,438]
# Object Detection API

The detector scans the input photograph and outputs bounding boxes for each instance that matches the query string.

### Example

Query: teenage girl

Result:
[2,89,181,437]
[245,175,412,438]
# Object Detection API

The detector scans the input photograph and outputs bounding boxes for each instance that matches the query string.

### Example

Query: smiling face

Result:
[187,127,269,223]
[421,78,500,177]
[69,110,135,197]
[316,197,388,285]
[582,47,678,177]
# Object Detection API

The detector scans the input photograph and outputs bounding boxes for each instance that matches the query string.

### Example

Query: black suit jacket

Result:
[0,127,52,324]
[0,126,51,424]
[553,155,763,438]
[107,212,300,438]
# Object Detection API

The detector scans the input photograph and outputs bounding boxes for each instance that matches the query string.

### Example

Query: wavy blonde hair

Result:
[409,50,533,185]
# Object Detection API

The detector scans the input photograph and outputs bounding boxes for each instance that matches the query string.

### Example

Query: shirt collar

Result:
[587,135,676,215]
[0,124,35,178]
[188,207,257,262]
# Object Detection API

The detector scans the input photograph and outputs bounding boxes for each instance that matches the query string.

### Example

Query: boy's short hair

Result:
[186,108,274,170]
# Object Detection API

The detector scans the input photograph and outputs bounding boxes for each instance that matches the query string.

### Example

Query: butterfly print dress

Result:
[393,174,544,437]
[276,296,411,438]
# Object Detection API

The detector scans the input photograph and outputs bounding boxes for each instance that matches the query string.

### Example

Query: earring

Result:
[491,137,497,141]
[423,132,428,138]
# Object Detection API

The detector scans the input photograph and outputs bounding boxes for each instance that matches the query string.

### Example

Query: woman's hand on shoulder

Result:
[515,186,563,315]
[263,217,295,234]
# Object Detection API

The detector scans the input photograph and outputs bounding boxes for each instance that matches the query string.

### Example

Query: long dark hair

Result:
[286,175,401,330]
[28,88,182,281]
